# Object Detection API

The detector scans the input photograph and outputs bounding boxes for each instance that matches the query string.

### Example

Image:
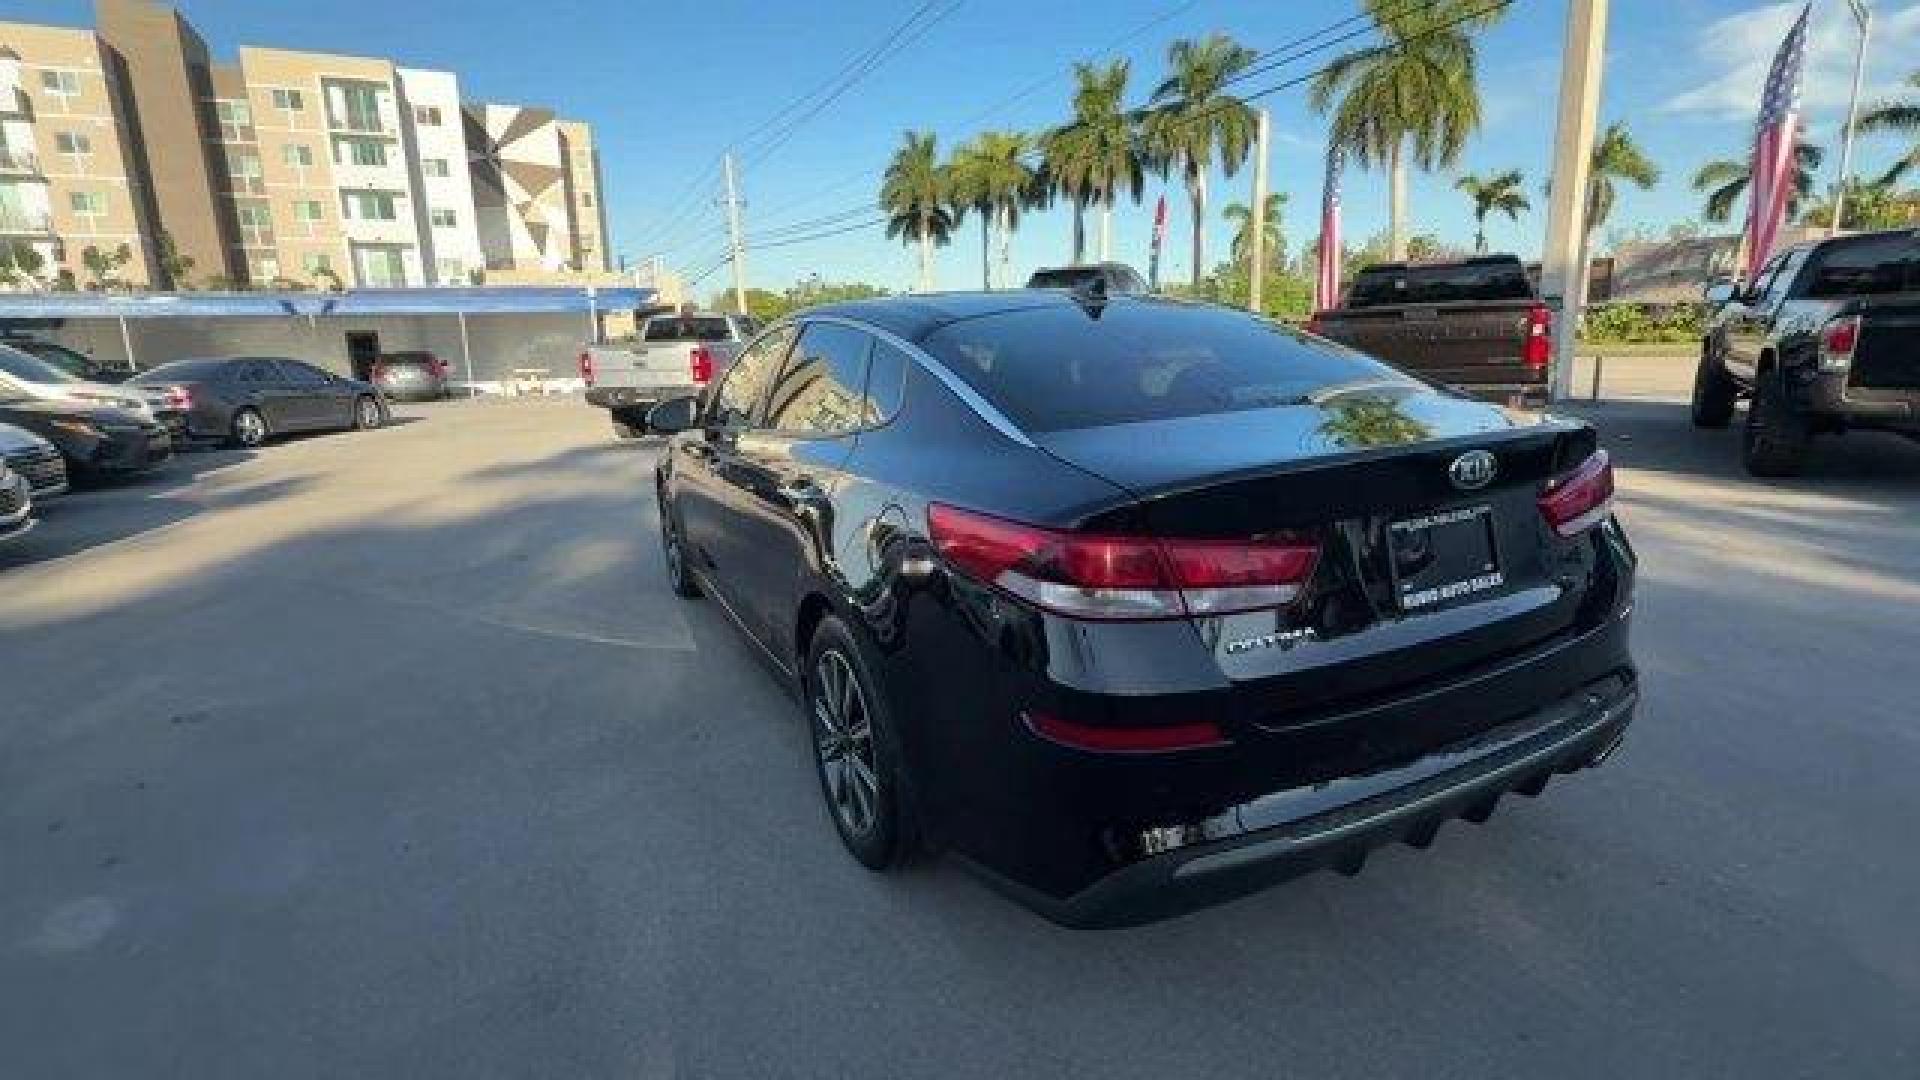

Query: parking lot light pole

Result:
[1248,110,1271,313]
[1539,0,1609,403]
[1830,0,1873,238]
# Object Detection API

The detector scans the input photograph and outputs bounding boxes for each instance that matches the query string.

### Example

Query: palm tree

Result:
[1147,34,1259,287]
[1691,141,1825,224]
[1854,71,1920,184]
[1585,123,1659,237]
[1453,169,1528,253]
[1223,191,1286,270]
[1310,0,1508,261]
[951,131,1037,289]
[880,130,959,292]
[1042,60,1145,263]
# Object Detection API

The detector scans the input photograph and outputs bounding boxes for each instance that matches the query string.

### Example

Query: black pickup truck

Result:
[1307,255,1552,406]
[1694,228,1920,475]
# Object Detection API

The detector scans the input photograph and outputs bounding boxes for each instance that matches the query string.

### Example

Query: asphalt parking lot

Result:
[3,369,1917,1078]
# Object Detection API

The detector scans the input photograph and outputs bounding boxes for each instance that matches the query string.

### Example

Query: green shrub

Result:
[1582,302,1705,344]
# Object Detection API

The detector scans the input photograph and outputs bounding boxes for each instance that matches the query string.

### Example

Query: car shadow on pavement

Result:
[1562,397,1920,489]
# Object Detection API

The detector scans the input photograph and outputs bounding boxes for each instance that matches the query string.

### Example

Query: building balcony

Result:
[0,208,53,234]
[0,146,42,176]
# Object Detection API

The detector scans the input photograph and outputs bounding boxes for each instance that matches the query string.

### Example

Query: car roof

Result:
[801,290,1196,342]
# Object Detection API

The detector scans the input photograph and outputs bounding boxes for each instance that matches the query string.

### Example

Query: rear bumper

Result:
[585,386,697,411]
[977,670,1636,929]
[1805,371,1919,431]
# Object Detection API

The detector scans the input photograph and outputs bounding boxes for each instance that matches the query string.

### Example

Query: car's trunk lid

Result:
[1036,386,1604,725]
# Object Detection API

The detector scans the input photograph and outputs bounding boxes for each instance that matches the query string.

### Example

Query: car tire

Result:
[660,498,700,599]
[229,407,268,448]
[1690,347,1737,429]
[805,613,917,871]
[1742,371,1812,477]
[353,395,383,431]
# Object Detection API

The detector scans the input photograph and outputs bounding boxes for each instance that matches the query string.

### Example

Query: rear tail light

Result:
[1537,449,1614,537]
[427,353,447,377]
[927,503,1320,621]
[1523,303,1552,370]
[162,385,191,410]
[371,362,386,384]
[1024,711,1228,753]
[689,344,715,385]
[578,350,595,386]
[1818,314,1860,372]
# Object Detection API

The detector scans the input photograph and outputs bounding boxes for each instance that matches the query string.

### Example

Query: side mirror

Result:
[646,395,700,434]
[1702,279,1737,306]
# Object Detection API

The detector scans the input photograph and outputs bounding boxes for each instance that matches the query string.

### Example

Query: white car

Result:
[0,421,69,500]
[0,341,168,423]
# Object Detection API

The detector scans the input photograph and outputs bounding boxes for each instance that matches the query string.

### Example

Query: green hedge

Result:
[1581,302,1707,344]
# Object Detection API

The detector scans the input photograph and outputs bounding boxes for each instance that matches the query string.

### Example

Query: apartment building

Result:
[0,27,155,287]
[0,0,609,291]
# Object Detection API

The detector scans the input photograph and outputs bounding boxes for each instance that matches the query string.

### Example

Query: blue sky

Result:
[12,0,1920,294]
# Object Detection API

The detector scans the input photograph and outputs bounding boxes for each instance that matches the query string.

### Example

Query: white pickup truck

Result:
[581,310,759,438]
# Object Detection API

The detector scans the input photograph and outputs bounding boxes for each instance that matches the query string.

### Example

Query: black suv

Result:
[1694,228,1920,475]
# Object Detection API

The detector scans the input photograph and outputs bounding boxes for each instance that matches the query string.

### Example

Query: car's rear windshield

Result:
[919,300,1407,433]
[1802,232,1920,297]
[643,317,732,342]
[132,360,232,382]
[9,339,113,378]
[1346,260,1535,308]
[0,344,79,384]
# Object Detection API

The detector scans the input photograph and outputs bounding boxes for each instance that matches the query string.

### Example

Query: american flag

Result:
[1314,145,1345,312]
[1744,3,1810,279]
[1148,194,1167,290]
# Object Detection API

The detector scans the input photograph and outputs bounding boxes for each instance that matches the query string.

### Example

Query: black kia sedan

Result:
[649,292,1637,927]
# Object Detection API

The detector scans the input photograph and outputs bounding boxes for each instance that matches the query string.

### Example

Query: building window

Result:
[335,136,387,168]
[214,99,254,142]
[270,87,304,111]
[282,143,314,168]
[356,245,407,287]
[436,257,463,281]
[55,131,92,155]
[431,207,457,228]
[41,71,81,97]
[227,149,264,194]
[580,191,593,208]
[292,199,324,224]
[236,201,274,247]
[423,157,449,178]
[329,83,385,133]
[343,191,398,221]
[413,105,442,126]
[251,254,281,283]
[69,191,106,216]
[302,252,333,276]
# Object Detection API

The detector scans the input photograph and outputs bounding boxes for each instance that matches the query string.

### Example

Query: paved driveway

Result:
[1,395,1915,1078]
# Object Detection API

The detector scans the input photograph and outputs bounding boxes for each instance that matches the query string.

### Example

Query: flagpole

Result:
[1831,0,1872,237]
[1248,110,1271,313]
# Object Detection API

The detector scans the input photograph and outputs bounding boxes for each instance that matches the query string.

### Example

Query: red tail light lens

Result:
[1523,304,1552,370]
[689,344,715,385]
[371,362,386,384]
[1538,449,1614,537]
[1818,315,1860,371]
[578,351,594,386]
[1024,711,1229,753]
[428,354,447,377]
[163,385,191,410]
[927,504,1320,620]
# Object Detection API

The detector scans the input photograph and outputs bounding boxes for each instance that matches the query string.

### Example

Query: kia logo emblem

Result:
[1449,450,1498,491]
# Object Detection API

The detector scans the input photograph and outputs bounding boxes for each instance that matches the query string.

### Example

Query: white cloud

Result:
[1657,1,1920,120]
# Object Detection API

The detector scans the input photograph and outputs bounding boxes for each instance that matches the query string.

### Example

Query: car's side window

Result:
[863,338,910,425]
[764,322,876,436]
[708,324,795,430]
[239,360,276,383]
[274,361,325,384]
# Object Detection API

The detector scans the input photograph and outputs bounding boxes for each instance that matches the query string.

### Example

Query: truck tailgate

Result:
[592,344,693,390]
[1847,294,1920,391]
[1316,301,1542,389]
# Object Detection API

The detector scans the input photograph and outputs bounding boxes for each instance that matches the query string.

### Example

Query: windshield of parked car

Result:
[644,317,732,342]
[0,344,82,384]
[1346,260,1535,308]
[920,300,1410,433]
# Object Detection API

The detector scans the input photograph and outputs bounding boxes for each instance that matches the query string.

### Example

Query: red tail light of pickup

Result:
[689,345,715,385]
[578,351,595,387]
[1538,449,1614,537]
[928,503,1320,621]
[1523,304,1552,370]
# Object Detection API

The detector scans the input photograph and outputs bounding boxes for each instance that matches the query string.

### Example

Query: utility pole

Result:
[1539,0,1609,403]
[1831,0,1873,237]
[721,152,748,315]
[1248,109,1271,313]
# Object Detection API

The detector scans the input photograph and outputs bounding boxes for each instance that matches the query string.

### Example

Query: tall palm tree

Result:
[1223,191,1286,270]
[880,130,958,292]
[1147,34,1259,287]
[950,131,1037,289]
[1309,0,1508,261]
[1853,71,1920,184]
[1585,123,1659,237]
[1691,141,1824,224]
[1453,169,1528,253]
[1043,60,1145,263]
